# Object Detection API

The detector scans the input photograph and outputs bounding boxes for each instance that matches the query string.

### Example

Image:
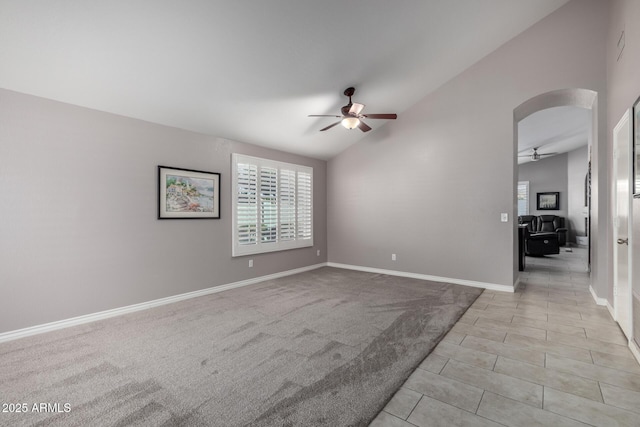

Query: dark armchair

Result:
[536,215,568,246]
[518,215,567,256]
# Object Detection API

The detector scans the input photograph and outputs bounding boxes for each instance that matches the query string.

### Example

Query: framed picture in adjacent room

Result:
[537,192,559,210]
[158,166,220,219]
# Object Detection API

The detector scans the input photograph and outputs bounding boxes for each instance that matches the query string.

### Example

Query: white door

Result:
[613,109,632,339]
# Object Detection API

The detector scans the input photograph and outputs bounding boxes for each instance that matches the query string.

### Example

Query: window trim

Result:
[232,153,313,257]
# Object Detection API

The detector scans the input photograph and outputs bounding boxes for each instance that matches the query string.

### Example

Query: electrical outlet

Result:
[248,259,253,268]
[317,249,320,257]
[501,213,508,222]
[392,254,397,261]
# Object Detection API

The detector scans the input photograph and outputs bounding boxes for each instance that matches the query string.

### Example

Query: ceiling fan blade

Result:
[319,121,341,131]
[358,121,372,132]
[349,102,365,115]
[308,114,341,118]
[363,113,397,119]
[539,152,559,156]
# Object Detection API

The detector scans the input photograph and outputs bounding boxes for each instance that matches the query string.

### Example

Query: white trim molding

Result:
[513,276,522,292]
[0,263,326,344]
[606,301,615,320]
[589,285,608,307]
[327,262,515,293]
[589,285,616,322]
[630,340,640,366]
[0,262,514,343]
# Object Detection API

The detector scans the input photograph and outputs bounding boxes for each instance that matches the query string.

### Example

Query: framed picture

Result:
[158,166,220,219]
[633,95,640,196]
[537,192,559,210]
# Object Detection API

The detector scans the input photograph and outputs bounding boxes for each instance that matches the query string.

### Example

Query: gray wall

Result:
[567,145,589,243]
[0,89,327,333]
[327,0,608,288]
[0,0,620,334]
[518,153,569,220]
[607,1,640,316]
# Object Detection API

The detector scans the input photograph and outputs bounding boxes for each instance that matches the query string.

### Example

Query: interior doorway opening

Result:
[513,89,597,281]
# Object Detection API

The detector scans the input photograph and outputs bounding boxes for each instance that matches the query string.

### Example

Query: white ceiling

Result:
[0,0,569,160]
[517,106,590,165]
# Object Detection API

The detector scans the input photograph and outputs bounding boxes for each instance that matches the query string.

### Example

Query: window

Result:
[232,154,313,256]
[517,181,529,216]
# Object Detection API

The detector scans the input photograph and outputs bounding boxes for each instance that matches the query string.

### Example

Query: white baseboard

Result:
[606,301,615,320]
[589,285,608,306]
[0,263,327,344]
[630,340,640,366]
[513,276,522,292]
[327,262,515,293]
[0,262,514,343]
[589,285,616,321]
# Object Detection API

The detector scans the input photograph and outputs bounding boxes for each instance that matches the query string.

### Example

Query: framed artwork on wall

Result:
[633,95,640,196]
[158,166,221,219]
[537,192,559,210]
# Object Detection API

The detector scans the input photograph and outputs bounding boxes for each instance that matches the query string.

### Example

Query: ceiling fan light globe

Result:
[341,117,360,130]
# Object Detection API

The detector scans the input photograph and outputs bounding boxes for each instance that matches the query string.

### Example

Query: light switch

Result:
[501,213,508,222]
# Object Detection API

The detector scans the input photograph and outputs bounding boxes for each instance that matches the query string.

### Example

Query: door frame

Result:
[612,108,633,339]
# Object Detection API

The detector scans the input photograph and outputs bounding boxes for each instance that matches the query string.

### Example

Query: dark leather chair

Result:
[524,229,560,256]
[536,215,567,246]
[518,215,565,256]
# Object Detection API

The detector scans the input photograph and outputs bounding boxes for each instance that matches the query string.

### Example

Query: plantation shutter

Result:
[279,169,296,241]
[297,171,312,240]
[236,163,258,245]
[260,167,278,243]
[232,154,313,256]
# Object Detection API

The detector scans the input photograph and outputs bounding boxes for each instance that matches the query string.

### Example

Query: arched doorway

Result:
[513,88,598,284]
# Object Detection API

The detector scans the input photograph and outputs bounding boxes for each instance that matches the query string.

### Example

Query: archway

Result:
[513,88,599,288]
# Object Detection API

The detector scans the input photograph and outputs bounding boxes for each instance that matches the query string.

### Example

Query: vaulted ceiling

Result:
[518,106,590,165]
[0,0,569,159]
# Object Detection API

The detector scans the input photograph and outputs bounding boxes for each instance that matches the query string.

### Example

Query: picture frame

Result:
[633,95,640,196]
[158,166,220,219]
[537,192,559,210]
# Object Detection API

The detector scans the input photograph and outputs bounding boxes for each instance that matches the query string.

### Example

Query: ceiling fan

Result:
[518,147,558,161]
[308,87,397,132]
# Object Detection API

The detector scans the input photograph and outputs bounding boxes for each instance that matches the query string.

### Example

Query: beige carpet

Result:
[0,267,481,426]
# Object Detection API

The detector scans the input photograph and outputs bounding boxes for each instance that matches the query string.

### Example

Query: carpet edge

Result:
[327,262,515,293]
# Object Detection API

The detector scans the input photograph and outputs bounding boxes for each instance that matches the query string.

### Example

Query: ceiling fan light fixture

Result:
[309,87,396,133]
[341,116,360,129]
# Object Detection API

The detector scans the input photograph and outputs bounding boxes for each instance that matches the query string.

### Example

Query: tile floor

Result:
[370,247,640,427]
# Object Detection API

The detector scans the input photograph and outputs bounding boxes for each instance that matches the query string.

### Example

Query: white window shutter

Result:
[260,167,278,243]
[236,163,258,246]
[297,171,312,240]
[279,169,296,241]
[232,154,313,256]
